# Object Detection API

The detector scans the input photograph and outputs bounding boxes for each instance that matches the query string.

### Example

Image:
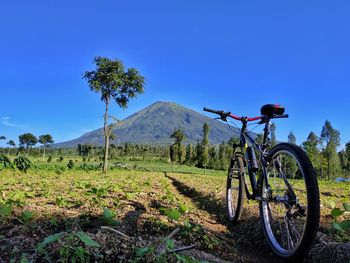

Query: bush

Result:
[13,156,32,173]
[67,160,75,170]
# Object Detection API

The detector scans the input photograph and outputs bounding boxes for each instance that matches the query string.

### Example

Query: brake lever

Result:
[215,116,227,121]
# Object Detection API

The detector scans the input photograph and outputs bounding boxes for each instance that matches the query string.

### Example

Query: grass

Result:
[0,158,349,262]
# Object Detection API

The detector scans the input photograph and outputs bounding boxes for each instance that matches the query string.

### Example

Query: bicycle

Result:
[203,104,320,262]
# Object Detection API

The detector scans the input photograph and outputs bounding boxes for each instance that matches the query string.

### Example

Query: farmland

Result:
[0,158,349,262]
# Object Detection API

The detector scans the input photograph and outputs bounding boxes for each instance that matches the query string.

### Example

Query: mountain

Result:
[55,101,241,147]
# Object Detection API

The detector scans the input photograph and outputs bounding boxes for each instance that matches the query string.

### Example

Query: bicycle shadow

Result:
[165,173,281,262]
[165,173,227,224]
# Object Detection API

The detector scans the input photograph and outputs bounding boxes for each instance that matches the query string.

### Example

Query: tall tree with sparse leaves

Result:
[288,131,296,144]
[7,140,16,155]
[270,123,276,146]
[39,134,54,160]
[320,120,340,180]
[345,142,350,172]
[185,144,194,164]
[202,121,210,146]
[84,56,145,173]
[19,133,37,155]
[198,122,210,168]
[302,132,321,175]
[170,129,185,163]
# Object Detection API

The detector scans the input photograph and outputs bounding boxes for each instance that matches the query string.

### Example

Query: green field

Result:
[0,158,349,262]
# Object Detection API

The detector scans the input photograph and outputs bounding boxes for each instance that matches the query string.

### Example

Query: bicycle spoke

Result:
[284,215,294,250]
[261,146,318,258]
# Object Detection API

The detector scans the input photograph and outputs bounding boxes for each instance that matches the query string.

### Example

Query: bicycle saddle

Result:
[260,104,285,116]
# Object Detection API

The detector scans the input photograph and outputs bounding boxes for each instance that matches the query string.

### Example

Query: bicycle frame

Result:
[203,106,289,199]
[234,117,271,200]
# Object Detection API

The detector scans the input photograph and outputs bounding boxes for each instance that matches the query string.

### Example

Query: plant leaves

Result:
[332,222,344,232]
[339,220,350,231]
[135,246,150,257]
[76,231,100,248]
[166,209,181,221]
[20,210,34,224]
[166,238,175,249]
[343,203,350,212]
[103,207,115,220]
[40,232,64,247]
[331,208,344,218]
[0,205,13,217]
[179,204,188,214]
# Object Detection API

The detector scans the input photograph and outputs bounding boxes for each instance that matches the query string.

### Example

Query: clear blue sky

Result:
[0,1,349,147]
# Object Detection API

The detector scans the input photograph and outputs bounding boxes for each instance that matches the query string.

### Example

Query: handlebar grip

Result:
[203,107,222,115]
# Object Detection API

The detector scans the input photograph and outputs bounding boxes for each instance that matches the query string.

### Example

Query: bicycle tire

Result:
[259,143,320,262]
[226,156,245,224]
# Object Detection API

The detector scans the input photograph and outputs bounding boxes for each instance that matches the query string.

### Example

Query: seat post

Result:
[262,116,271,145]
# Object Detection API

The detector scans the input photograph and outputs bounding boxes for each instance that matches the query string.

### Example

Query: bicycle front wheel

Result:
[259,143,320,262]
[226,156,245,224]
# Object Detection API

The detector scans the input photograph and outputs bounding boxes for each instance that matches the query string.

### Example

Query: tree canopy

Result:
[84,56,145,174]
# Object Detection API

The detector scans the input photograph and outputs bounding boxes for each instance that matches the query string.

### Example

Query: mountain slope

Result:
[55,101,241,147]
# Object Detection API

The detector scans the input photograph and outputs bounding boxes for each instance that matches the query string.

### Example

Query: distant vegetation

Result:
[1,118,349,180]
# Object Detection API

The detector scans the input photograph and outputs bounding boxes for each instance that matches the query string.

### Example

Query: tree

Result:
[302,132,321,176]
[7,140,16,155]
[270,123,276,146]
[77,144,93,157]
[170,129,185,163]
[185,144,194,164]
[84,56,145,173]
[197,122,210,168]
[320,120,340,180]
[0,136,6,154]
[208,146,217,169]
[19,133,37,155]
[345,142,350,172]
[338,150,347,172]
[39,134,54,160]
[228,137,239,147]
[202,121,210,146]
[288,131,296,145]
[218,142,226,170]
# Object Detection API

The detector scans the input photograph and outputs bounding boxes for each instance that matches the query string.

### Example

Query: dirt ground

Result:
[0,169,348,262]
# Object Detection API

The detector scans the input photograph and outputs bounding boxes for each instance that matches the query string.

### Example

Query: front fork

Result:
[262,156,306,218]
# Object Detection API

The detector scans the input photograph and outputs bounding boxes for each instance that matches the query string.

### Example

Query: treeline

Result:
[0,133,54,158]
[300,120,349,180]
[168,120,350,180]
[168,122,237,170]
[1,120,349,180]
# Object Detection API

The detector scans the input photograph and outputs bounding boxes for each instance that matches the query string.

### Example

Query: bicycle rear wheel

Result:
[226,156,245,224]
[259,143,320,262]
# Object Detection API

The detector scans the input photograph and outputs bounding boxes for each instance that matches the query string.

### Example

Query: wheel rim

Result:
[227,161,240,219]
[261,150,308,256]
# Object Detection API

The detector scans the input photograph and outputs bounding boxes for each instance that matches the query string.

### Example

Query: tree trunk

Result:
[327,155,330,180]
[43,146,46,161]
[103,100,109,174]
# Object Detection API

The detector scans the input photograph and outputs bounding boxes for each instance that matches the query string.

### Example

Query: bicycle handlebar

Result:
[203,107,289,122]
[203,107,229,116]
